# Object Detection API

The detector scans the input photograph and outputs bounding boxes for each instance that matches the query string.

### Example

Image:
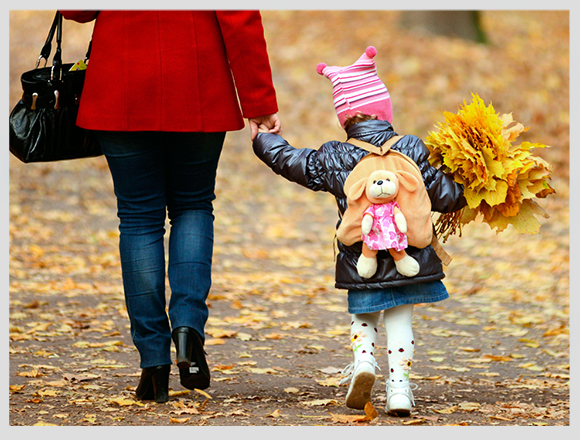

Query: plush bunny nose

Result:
[376,180,384,185]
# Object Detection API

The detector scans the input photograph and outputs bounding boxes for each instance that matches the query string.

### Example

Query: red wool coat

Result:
[60,10,279,132]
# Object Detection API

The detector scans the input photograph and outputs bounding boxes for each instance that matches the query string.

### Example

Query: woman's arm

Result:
[216,11,278,121]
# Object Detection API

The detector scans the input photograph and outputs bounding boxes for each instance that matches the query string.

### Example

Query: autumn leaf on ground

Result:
[328,403,378,424]
[363,401,379,421]
[108,397,144,407]
[266,409,282,418]
[194,388,212,399]
[302,398,340,407]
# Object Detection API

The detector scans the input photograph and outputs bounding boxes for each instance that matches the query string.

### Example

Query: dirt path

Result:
[8,129,569,427]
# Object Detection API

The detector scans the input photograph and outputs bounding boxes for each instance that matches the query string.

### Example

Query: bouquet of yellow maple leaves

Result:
[424,93,555,242]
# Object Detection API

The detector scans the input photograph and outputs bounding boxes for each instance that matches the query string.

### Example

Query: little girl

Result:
[252,46,466,416]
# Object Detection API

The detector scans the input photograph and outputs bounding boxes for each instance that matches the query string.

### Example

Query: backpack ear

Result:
[396,170,420,192]
[347,178,368,201]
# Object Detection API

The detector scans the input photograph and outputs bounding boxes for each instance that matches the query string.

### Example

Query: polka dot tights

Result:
[350,304,415,383]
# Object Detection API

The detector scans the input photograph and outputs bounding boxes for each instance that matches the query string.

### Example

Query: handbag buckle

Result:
[35,55,48,69]
[50,65,63,82]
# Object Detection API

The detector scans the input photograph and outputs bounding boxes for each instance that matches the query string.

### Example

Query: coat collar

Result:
[345,119,398,147]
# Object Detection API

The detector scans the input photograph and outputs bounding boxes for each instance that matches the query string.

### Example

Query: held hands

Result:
[248,113,282,140]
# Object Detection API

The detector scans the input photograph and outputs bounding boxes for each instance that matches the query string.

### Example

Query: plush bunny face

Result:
[366,170,399,203]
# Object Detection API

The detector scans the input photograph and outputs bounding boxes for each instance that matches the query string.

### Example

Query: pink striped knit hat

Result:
[317,46,392,127]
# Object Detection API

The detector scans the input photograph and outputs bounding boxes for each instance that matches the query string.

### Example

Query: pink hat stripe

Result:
[317,46,393,127]
[335,96,392,116]
[333,90,390,107]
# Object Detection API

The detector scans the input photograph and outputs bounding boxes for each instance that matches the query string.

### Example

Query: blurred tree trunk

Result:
[400,11,487,43]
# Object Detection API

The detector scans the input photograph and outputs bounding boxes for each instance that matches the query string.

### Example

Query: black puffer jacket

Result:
[252,120,466,290]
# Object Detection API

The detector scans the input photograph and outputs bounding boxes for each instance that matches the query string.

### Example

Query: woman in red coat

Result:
[61,10,281,403]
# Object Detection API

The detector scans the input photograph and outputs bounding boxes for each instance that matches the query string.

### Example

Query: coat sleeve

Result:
[252,133,338,193]
[59,11,98,22]
[412,137,467,213]
[215,11,278,119]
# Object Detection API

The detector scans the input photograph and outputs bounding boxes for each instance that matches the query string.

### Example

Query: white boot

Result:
[394,255,420,277]
[340,359,379,410]
[385,381,417,417]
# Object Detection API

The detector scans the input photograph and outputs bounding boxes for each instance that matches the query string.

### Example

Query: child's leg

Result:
[342,312,381,409]
[350,312,380,363]
[383,304,416,416]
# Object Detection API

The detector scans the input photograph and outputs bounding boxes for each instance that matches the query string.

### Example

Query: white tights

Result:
[350,304,415,383]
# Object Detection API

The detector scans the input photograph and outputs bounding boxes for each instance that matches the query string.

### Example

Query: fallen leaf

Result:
[284,387,300,394]
[364,401,379,420]
[109,397,144,407]
[169,390,191,397]
[194,388,212,400]
[205,338,226,346]
[302,399,340,407]
[328,413,369,423]
[267,409,282,418]
[315,377,341,387]
[434,406,458,414]
[402,418,426,425]
[36,389,59,397]
[458,402,481,411]
[9,384,26,393]
[319,366,342,375]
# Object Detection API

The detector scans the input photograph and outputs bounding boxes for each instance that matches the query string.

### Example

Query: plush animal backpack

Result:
[336,135,449,266]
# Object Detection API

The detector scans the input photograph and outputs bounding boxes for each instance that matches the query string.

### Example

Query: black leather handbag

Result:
[9,11,101,163]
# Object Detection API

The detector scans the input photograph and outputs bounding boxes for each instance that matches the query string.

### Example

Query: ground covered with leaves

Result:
[9,10,569,427]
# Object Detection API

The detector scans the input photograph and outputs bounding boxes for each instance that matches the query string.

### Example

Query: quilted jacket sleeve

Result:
[252,133,338,193]
[410,136,467,213]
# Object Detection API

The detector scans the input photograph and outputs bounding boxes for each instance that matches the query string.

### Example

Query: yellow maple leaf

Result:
[424,93,554,241]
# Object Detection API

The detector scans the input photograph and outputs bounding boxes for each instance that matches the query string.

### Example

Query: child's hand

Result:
[249,113,282,140]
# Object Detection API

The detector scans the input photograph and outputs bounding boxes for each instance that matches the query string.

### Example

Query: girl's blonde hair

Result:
[343,113,378,129]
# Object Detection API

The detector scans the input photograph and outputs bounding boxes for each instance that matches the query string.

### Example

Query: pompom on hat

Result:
[317,46,393,127]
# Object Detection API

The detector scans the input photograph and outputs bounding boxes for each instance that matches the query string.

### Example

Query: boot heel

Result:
[174,330,193,368]
[135,364,170,403]
[172,326,210,390]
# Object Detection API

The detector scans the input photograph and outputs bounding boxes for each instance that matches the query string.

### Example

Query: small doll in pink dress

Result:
[358,169,420,278]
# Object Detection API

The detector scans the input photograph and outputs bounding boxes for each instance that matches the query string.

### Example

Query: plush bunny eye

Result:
[373,180,377,184]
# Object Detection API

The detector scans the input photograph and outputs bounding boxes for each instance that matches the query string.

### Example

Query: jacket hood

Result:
[346,119,398,146]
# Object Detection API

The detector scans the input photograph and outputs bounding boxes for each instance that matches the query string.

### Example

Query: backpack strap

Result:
[346,135,404,156]
[431,233,452,265]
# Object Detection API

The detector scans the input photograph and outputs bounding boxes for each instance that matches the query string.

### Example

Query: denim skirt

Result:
[347,280,449,314]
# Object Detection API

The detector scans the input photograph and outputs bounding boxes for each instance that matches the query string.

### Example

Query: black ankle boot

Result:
[172,327,210,390]
[135,364,170,403]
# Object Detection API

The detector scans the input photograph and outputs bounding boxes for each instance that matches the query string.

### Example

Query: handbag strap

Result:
[36,12,61,68]
[35,12,92,81]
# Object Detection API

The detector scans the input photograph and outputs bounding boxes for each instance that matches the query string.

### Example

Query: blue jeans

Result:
[95,131,225,368]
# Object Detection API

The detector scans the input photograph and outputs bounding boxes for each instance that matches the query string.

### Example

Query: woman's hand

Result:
[248,113,281,140]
